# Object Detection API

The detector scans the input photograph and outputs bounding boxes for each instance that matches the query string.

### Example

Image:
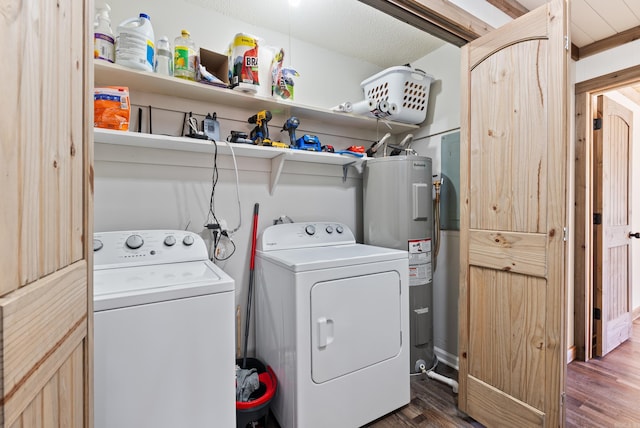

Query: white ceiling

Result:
[186,0,446,68]
[518,0,640,47]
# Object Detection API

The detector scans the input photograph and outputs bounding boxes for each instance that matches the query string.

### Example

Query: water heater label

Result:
[408,239,432,286]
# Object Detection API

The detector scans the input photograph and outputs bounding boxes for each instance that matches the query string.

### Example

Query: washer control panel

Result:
[259,222,355,251]
[94,230,209,269]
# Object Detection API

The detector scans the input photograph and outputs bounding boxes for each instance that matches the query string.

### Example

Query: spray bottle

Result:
[94,4,115,63]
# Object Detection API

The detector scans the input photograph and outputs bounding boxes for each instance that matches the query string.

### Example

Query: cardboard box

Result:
[199,48,229,87]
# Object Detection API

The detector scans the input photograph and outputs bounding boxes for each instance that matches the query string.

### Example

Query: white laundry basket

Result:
[361,66,433,124]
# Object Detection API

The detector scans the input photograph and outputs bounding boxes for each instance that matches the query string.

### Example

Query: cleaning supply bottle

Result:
[94,4,115,63]
[154,36,173,76]
[116,13,155,72]
[174,30,197,81]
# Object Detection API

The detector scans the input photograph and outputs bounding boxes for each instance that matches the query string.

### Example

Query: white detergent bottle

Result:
[116,13,155,72]
[94,3,115,63]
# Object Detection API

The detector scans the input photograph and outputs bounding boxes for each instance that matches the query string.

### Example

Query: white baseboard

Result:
[633,306,640,320]
[433,346,579,369]
[434,346,459,370]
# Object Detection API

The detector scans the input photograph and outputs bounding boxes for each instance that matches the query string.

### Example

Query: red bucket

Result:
[236,358,277,428]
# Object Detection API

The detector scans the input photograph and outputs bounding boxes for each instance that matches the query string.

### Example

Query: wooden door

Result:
[0,0,93,426]
[593,95,633,357]
[459,0,569,426]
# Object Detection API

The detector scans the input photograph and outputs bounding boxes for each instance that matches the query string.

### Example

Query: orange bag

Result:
[94,86,130,131]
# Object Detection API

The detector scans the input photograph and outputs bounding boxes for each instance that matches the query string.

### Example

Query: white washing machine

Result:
[255,222,409,428]
[93,230,235,428]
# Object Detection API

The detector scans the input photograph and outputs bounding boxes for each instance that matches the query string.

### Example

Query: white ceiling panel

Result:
[570,23,596,47]
[584,0,638,33]
[622,0,640,21]
[572,0,617,40]
[494,0,640,48]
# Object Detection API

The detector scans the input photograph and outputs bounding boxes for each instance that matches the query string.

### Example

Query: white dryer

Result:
[93,230,235,428]
[255,222,409,428]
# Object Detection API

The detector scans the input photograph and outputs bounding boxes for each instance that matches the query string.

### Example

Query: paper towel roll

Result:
[369,100,391,118]
[331,101,353,113]
[257,45,276,97]
[377,100,389,114]
[352,99,376,115]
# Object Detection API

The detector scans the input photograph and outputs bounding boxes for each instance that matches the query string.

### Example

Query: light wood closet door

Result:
[594,95,633,357]
[0,0,93,426]
[459,0,569,426]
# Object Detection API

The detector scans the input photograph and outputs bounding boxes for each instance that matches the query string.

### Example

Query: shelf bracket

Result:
[270,153,288,195]
[342,161,356,183]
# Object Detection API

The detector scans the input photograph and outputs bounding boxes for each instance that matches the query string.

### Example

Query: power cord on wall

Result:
[204,139,243,261]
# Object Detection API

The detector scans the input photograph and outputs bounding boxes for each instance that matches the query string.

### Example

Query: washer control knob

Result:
[93,239,103,252]
[125,234,144,250]
[305,225,316,236]
[325,225,334,234]
[182,235,195,246]
[336,225,344,234]
[164,235,176,246]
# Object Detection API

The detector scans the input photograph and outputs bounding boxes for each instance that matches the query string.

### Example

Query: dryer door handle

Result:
[317,317,334,348]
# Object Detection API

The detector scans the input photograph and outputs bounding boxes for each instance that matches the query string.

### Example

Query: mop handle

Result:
[249,203,259,269]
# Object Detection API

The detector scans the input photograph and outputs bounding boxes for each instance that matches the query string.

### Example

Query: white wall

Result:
[105,0,381,108]
[576,40,640,84]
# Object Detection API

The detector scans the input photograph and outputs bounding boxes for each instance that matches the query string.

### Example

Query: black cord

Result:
[206,140,220,226]
[206,140,234,261]
[214,236,236,261]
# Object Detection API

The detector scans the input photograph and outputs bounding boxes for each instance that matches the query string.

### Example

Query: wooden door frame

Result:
[574,64,640,361]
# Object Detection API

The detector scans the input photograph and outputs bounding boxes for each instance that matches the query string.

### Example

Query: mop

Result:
[242,202,260,369]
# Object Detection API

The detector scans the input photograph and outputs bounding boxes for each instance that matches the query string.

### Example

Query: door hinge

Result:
[594,307,601,320]
[563,227,568,241]
[593,118,603,130]
[561,392,566,407]
[564,36,569,51]
[594,213,602,225]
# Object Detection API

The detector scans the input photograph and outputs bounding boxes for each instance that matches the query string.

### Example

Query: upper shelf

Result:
[94,61,418,134]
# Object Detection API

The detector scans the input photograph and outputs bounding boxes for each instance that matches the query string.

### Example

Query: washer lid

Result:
[257,243,407,272]
[94,260,234,311]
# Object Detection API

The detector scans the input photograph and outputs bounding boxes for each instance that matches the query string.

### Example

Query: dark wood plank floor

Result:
[263,318,640,427]
[565,317,640,428]
[366,364,481,428]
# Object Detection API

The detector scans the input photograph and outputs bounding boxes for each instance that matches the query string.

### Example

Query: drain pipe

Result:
[419,361,459,394]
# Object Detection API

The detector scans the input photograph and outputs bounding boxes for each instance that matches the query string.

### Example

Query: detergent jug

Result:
[116,13,154,72]
[174,30,197,81]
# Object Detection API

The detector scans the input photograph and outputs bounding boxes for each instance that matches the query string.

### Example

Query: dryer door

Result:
[310,271,401,383]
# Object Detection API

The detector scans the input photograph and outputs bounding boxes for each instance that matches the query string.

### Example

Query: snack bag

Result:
[271,49,299,100]
[94,86,130,131]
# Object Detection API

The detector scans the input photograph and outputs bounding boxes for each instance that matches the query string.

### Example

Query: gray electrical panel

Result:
[440,131,460,231]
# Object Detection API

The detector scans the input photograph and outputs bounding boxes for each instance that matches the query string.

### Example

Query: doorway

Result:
[575,65,640,361]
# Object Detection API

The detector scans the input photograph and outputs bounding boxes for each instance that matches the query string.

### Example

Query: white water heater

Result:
[363,155,434,372]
